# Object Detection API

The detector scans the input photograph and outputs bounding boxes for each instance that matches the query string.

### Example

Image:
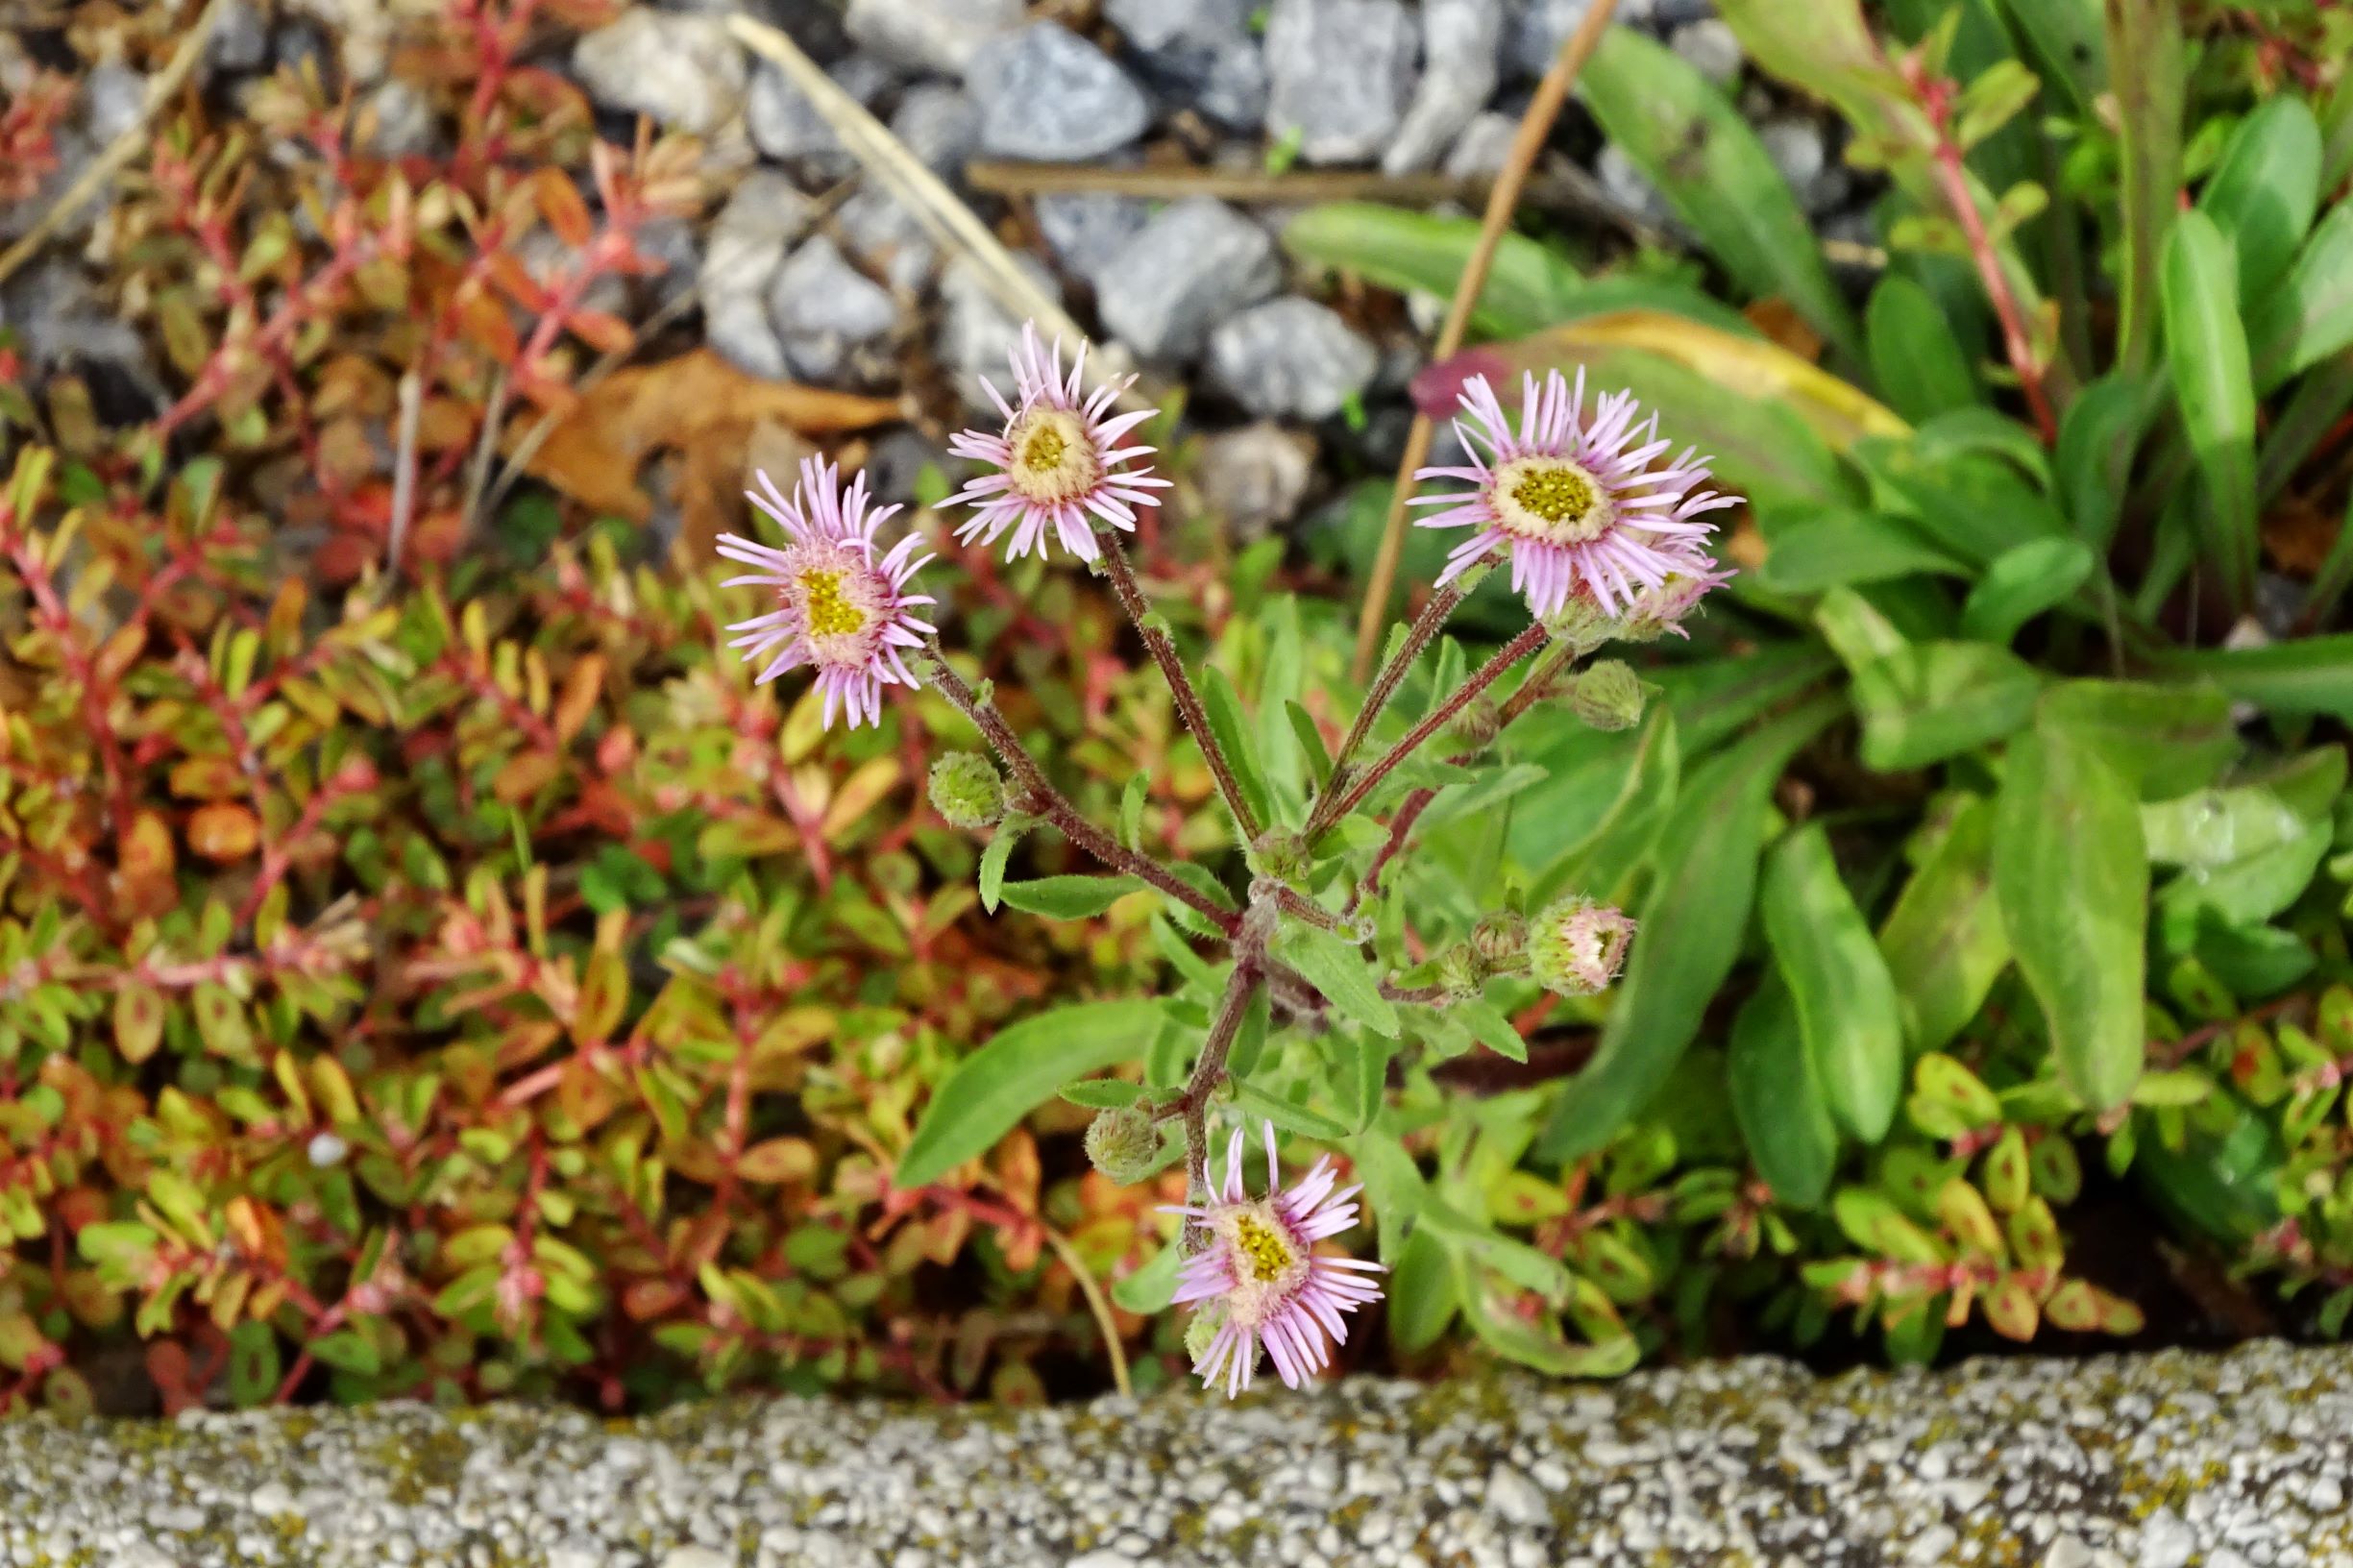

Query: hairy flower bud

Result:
[1247,828,1312,885]
[1566,660,1646,732]
[1540,596,1621,655]
[1084,1105,1161,1186]
[1184,1302,1228,1364]
[1470,910,1528,969]
[1434,942,1483,1003]
[1446,695,1502,754]
[1529,895,1636,997]
[928,751,1006,830]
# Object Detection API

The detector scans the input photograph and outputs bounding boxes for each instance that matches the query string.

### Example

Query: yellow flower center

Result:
[1492,455,1614,545]
[797,568,867,639]
[1019,421,1069,473]
[1002,407,1101,504]
[1230,1213,1298,1285]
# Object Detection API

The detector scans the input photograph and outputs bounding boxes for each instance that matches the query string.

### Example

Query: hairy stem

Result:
[1349,642,1575,911]
[1313,584,1466,837]
[924,648,1240,936]
[1093,527,1262,841]
[1320,625,1549,824]
[1182,960,1264,1220]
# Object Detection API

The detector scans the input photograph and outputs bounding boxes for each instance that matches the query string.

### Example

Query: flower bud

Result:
[1470,910,1528,969]
[1540,595,1620,655]
[1184,1303,1227,1364]
[928,751,1006,831]
[1617,568,1728,644]
[1084,1105,1161,1186]
[1247,828,1312,885]
[1566,660,1646,732]
[1446,695,1502,754]
[1529,895,1636,997]
[1434,941,1483,1003]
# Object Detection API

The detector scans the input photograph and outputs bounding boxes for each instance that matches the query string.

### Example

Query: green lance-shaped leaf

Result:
[1993,723,2149,1111]
[1761,822,1903,1143]
[2198,96,2323,305]
[2161,208,2259,612]
[1199,664,1275,834]
[1728,976,1839,1208]
[897,1000,1163,1188]
[1581,26,1862,361]
[1876,795,2009,1055]
[995,875,1144,919]
[1272,920,1399,1038]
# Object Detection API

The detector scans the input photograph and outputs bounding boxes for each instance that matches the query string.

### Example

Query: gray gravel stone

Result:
[1444,110,1522,178]
[1385,0,1504,175]
[836,189,939,294]
[1508,0,1655,78]
[1106,0,1269,131]
[0,260,149,376]
[1760,115,1850,215]
[204,0,272,78]
[1670,17,1744,85]
[968,23,1150,161]
[845,0,1025,78]
[1034,191,1153,288]
[1199,423,1317,538]
[1208,296,1377,420]
[767,235,896,380]
[360,78,440,159]
[746,54,894,178]
[572,10,747,136]
[6,1344,2353,1565]
[890,84,981,176]
[940,252,1063,411]
[1096,197,1282,362]
[1264,0,1419,165]
[81,64,147,145]
[701,170,811,380]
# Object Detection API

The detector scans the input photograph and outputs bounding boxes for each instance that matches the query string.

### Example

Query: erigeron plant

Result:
[715,323,1734,1396]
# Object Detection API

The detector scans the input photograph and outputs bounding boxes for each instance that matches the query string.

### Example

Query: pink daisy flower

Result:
[1411,368,1737,620]
[946,323,1171,563]
[716,457,937,730]
[1164,1123,1386,1398]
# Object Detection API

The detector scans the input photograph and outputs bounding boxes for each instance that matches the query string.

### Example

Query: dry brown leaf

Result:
[514,349,905,527]
[2262,490,2341,576]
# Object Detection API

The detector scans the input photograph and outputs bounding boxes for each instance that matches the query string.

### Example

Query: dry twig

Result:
[1348,0,1622,678]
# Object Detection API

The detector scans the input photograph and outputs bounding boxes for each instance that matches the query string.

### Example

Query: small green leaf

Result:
[979,829,1019,914]
[1757,505,1972,594]
[1385,1229,1459,1352]
[1112,1237,1184,1313]
[897,1001,1163,1188]
[1762,823,1903,1143]
[1058,1079,1144,1110]
[1118,775,1147,850]
[2055,372,2159,551]
[1728,977,1838,1208]
[1457,998,1528,1064]
[1272,922,1398,1038]
[2035,679,2240,797]
[1199,664,1274,832]
[1960,538,2096,646]
[1876,796,2009,1054]
[1284,700,1332,792]
[2161,208,2259,609]
[996,875,1144,919]
[1994,724,2149,1110]
[1850,643,2043,771]
[2198,96,2323,303]
[1233,1080,1353,1140]
[2160,636,2353,723]
[1865,274,1983,420]
[2255,202,2353,387]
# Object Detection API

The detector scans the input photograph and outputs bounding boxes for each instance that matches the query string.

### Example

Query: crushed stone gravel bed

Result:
[5,1340,2353,1566]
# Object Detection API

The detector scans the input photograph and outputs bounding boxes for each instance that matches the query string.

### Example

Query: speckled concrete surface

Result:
[6,1340,2353,1566]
